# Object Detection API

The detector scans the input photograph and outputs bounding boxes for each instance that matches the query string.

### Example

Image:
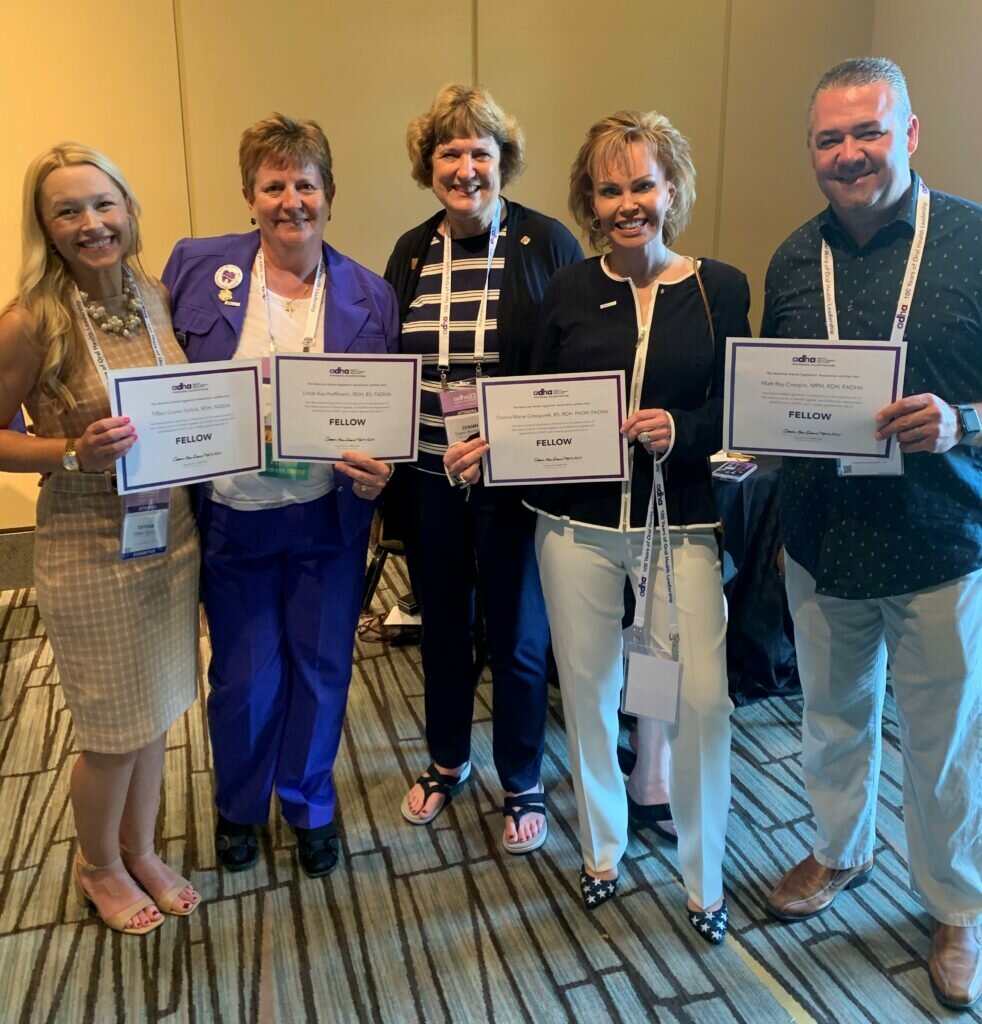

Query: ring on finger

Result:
[359,482,370,494]
[638,431,652,445]
[912,427,923,442]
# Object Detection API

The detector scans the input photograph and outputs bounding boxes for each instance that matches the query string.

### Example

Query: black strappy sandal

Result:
[626,792,678,845]
[399,762,471,825]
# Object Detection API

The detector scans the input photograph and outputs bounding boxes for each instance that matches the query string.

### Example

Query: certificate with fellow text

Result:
[477,372,628,486]
[723,339,907,458]
[271,353,422,462]
[107,360,264,494]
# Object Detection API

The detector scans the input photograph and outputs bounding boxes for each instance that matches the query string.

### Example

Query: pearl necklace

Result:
[78,278,143,337]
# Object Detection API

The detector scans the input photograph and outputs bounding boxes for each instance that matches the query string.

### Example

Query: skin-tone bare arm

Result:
[0,307,136,473]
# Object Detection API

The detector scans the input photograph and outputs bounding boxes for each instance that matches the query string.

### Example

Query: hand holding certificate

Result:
[723,339,907,459]
[107,360,264,494]
[476,372,628,486]
[270,353,421,462]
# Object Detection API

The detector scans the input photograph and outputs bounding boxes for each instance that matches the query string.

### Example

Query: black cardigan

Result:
[526,256,752,528]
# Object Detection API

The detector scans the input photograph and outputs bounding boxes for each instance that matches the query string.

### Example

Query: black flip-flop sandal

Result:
[400,762,471,825]
[501,792,547,854]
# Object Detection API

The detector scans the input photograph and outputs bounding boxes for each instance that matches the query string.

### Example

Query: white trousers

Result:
[785,555,982,926]
[535,516,732,907]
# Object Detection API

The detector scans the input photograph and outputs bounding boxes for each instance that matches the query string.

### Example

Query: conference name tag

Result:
[120,490,171,560]
[439,387,480,446]
[621,628,681,724]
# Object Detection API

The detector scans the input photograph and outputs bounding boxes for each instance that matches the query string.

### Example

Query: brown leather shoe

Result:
[766,853,874,921]
[929,921,982,1011]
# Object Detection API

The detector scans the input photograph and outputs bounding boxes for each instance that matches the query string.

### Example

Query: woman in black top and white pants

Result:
[529,112,750,938]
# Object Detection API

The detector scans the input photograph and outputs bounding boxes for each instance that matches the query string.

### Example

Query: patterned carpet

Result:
[0,563,977,1024]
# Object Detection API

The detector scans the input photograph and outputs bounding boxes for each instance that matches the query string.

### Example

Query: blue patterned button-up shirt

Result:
[761,173,982,599]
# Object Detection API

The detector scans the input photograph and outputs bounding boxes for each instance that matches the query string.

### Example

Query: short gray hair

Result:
[808,57,912,136]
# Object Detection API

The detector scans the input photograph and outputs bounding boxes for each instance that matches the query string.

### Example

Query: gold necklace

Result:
[283,281,312,317]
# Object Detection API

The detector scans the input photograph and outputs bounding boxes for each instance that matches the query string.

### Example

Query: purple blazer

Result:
[162,231,399,543]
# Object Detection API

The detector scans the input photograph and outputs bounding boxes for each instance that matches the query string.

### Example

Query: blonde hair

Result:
[568,110,696,252]
[406,83,526,189]
[12,142,143,411]
[239,113,334,201]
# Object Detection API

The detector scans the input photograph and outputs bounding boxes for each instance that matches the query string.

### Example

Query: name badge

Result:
[439,387,480,446]
[621,627,681,723]
[120,490,171,560]
[837,447,904,477]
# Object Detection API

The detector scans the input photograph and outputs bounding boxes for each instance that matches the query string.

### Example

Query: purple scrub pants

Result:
[198,491,368,829]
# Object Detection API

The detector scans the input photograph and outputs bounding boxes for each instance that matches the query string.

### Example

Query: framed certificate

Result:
[107,360,264,494]
[477,371,628,486]
[723,339,907,458]
[271,353,421,462]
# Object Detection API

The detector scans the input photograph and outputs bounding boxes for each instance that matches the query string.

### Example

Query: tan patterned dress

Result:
[24,276,200,753]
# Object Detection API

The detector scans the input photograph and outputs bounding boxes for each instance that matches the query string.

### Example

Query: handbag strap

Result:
[691,256,715,345]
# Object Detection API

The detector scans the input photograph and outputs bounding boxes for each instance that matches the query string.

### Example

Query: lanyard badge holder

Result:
[437,201,502,442]
[73,269,172,560]
[256,249,325,480]
[827,180,929,478]
[621,462,682,723]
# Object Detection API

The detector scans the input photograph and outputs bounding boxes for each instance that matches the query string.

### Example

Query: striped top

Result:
[401,226,506,474]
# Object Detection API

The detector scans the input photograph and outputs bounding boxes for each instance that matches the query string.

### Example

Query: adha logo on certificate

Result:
[171,381,208,392]
[792,353,834,366]
[532,387,569,398]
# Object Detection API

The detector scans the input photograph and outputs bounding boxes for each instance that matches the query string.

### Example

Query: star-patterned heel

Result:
[579,867,618,910]
[688,898,728,945]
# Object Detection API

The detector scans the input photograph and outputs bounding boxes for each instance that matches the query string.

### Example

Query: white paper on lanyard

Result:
[621,462,681,723]
[830,180,929,476]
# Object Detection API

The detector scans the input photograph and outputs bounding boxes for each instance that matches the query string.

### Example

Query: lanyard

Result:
[633,461,679,660]
[821,179,930,343]
[72,267,165,387]
[438,198,502,386]
[255,248,326,354]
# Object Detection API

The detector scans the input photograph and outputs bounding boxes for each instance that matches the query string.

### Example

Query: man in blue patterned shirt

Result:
[761,57,981,1011]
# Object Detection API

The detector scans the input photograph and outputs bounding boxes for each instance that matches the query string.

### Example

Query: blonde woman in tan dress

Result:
[0,144,200,935]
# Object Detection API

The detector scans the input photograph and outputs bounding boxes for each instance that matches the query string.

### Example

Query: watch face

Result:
[959,405,982,438]
[62,449,79,472]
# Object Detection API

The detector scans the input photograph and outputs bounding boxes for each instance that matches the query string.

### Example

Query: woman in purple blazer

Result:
[163,114,399,878]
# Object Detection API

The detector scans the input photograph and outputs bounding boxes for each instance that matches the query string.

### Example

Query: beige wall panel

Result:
[476,0,729,261]
[1,1,189,530]
[717,0,875,328]
[176,0,473,276]
[0,1,189,291]
[873,0,982,203]
[0,476,41,532]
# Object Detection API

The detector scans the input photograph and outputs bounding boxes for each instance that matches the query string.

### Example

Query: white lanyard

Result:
[821,179,930,343]
[72,266,165,387]
[438,199,502,386]
[633,461,680,659]
[255,248,326,354]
